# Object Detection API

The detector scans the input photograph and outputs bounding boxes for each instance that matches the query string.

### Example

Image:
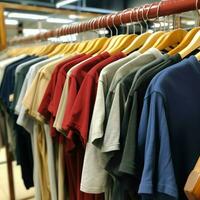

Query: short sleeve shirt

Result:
[65,52,125,145]
[61,52,110,132]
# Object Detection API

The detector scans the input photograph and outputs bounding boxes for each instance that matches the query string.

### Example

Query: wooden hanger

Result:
[61,43,76,55]
[152,32,168,47]
[195,51,200,61]
[139,31,165,53]
[184,157,200,200]
[123,32,151,54]
[86,37,109,54]
[108,34,137,54]
[155,28,187,52]
[95,37,111,54]
[179,30,200,59]
[168,27,200,55]
[48,43,68,57]
[76,40,89,53]
[40,43,59,56]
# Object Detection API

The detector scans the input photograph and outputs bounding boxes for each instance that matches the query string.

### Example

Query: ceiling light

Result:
[56,0,78,8]
[182,20,195,26]
[68,14,85,19]
[5,19,19,25]
[4,11,9,16]
[98,29,109,35]
[8,12,48,20]
[46,18,73,24]
[48,34,77,42]
[23,29,48,37]
[154,22,169,28]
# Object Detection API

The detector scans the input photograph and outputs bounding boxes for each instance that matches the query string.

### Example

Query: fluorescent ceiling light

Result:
[154,22,169,28]
[98,29,109,35]
[56,0,78,8]
[5,19,19,25]
[23,28,48,37]
[8,12,48,20]
[182,20,195,26]
[4,11,9,16]
[68,14,85,19]
[48,34,77,42]
[46,18,73,24]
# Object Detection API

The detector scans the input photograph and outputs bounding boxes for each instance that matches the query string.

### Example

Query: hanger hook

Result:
[100,16,106,37]
[132,7,138,34]
[120,8,131,34]
[196,0,200,25]
[136,6,143,34]
[142,4,149,32]
[119,9,127,34]
[96,16,101,37]
[111,13,118,35]
[157,1,162,31]
[146,3,156,32]
[124,8,133,34]
[106,15,113,37]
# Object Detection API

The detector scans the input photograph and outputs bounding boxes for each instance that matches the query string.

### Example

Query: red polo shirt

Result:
[38,54,85,121]
[64,52,126,146]
[64,52,125,200]
[61,52,110,132]
[38,54,91,137]
[63,52,114,200]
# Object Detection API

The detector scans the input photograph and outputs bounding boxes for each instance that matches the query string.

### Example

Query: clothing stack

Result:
[0,47,200,200]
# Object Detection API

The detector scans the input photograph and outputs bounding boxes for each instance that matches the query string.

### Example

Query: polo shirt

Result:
[22,57,68,200]
[38,54,84,121]
[92,48,162,149]
[138,56,200,200]
[15,56,62,200]
[105,48,163,124]
[38,54,91,137]
[16,56,63,131]
[0,55,35,109]
[53,57,97,134]
[119,54,181,177]
[62,52,115,200]
[23,57,66,122]
[11,57,47,112]
[81,51,140,195]
[0,55,27,86]
[61,52,110,132]
[66,51,125,146]
[105,56,171,200]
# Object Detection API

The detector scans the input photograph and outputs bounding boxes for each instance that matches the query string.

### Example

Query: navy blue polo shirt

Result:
[0,56,35,109]
[138,56,200,199]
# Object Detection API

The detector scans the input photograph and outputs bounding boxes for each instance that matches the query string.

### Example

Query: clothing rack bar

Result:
[10,0,200,45]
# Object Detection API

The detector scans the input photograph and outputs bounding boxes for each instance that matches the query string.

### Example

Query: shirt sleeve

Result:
[66,75,97,145]
[90,78,109,149]
[38,71,55,121]
[62,75,79,131]
[101,83,125,153]
[22,69,42,112]
[138,91,178,199]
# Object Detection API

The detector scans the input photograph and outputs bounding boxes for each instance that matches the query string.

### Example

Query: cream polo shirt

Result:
[16,56,62,133]
[53,57,93,132]
[22,57,66,122]
[0,55,27,86]
[80,51,140,194]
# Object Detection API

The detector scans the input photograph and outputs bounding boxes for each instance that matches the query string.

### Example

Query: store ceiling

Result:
[1,0,197,42]
[0,0,156,12]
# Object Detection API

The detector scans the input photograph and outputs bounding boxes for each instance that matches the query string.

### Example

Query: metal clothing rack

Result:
[10,0,200,45]
[4,0,200,200]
